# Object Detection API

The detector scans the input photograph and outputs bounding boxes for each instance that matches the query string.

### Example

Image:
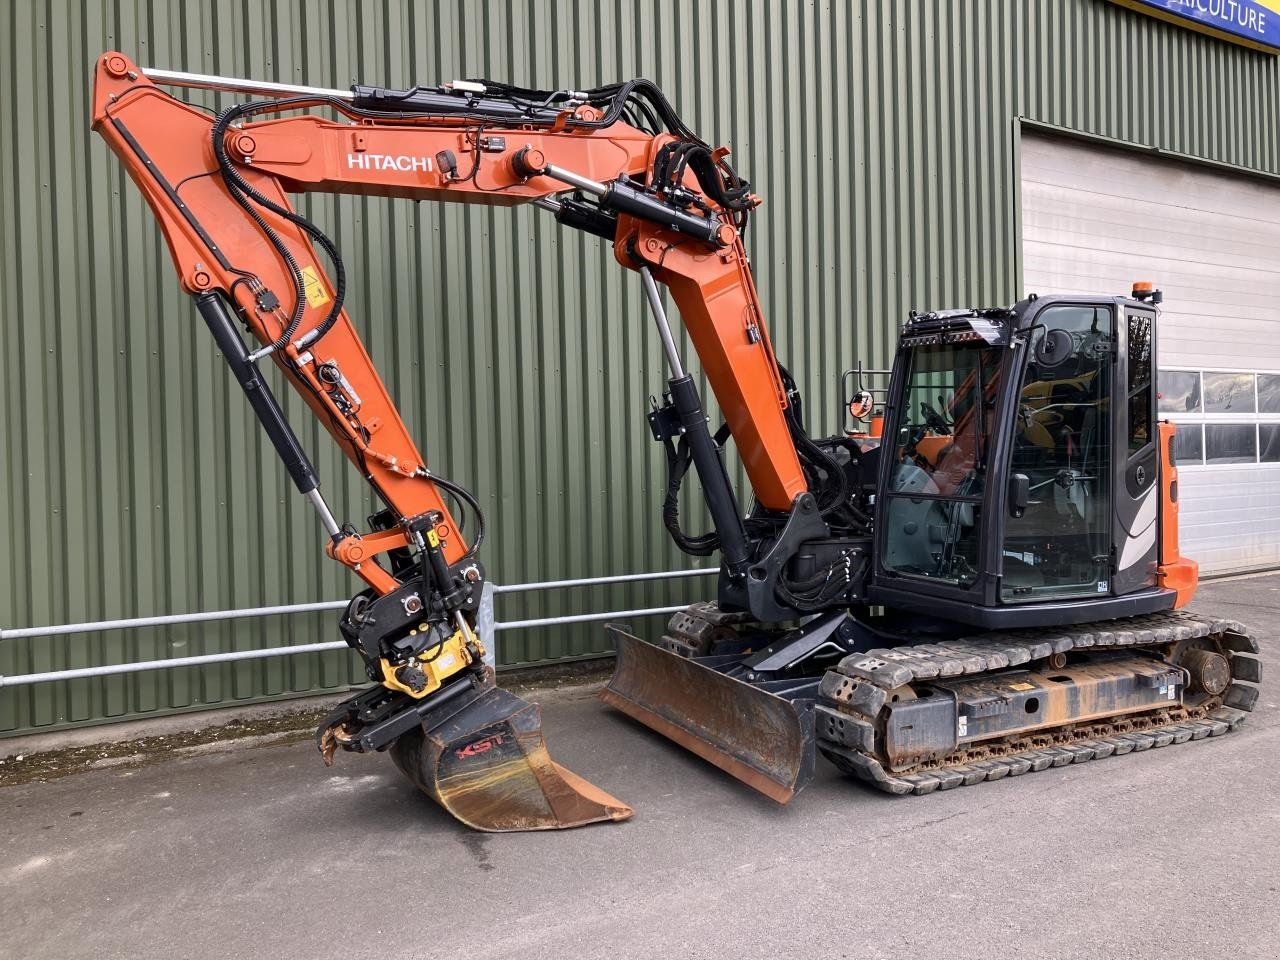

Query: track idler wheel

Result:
[1181,647,1231,696]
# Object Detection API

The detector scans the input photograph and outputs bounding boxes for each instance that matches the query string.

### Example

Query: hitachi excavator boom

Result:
[91,51,785,830]
[91,53,707,830]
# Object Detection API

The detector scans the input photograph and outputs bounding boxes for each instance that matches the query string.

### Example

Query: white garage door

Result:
[1021,132,1280,575]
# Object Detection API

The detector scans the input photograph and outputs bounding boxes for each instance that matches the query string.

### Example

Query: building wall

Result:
[2,0,1277,734]
[1020,131,1280,575]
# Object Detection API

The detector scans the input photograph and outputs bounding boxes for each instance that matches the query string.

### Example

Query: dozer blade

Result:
[389,683,633,832]
[601,625,815,804]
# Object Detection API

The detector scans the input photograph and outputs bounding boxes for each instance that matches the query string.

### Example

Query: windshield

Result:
[882,342,1004,588]
[890,342,1003,498]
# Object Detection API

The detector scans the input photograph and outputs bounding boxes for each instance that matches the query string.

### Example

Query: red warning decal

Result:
[455,733,506,759]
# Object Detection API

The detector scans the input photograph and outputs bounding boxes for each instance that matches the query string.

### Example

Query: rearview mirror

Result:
[1008,473,1030,518]
[1034,328,1074,368]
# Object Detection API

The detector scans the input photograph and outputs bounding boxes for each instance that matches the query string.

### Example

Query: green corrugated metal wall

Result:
[2,0,1277,734]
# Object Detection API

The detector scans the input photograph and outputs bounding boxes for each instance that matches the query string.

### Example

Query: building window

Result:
[1261,424,1280,463]
[1203,372,1255,414]
[1175,423,1204,464]
[1259,374,1280,414]
[1158,371,1201,414]
[1158,368,1280,467]
[1205,423,1257,464]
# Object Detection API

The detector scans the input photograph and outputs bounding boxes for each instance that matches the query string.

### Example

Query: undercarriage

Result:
[604,605,1258,800]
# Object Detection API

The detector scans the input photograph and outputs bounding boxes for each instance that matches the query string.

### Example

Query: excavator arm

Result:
[90,52,823,830]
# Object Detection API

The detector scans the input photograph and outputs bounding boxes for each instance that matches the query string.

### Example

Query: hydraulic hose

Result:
[425,471,487,561]
[212,99,348,350]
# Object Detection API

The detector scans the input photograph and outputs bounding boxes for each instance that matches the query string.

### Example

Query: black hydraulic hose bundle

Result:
[212,97,349,351]
[350,76,695,141]
[775,552,866,612]
[650,139,755,231]
[658,421,733,557]
[776,365,848,516]
[787,412,847,515]
[429,471,487,562]
[468,77,700,141]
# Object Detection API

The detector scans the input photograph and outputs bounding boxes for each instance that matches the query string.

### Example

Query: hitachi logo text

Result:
[347,153,434,173]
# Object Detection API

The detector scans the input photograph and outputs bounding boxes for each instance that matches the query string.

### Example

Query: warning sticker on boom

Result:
[300,265,331,309]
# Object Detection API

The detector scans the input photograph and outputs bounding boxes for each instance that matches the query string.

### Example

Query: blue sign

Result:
[1117,0,1280,52]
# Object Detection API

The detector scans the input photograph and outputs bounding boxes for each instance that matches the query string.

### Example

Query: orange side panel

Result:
[1157,421,1198,608]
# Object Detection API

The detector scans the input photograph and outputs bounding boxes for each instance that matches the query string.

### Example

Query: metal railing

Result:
[0,568,716,687]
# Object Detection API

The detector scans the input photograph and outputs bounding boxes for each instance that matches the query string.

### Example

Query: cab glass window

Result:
[1002,305,1113,602]
[881,341,1003,588]
[1127,313,1153,454]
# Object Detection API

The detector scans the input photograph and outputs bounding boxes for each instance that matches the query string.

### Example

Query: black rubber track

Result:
[815,610,1259,796]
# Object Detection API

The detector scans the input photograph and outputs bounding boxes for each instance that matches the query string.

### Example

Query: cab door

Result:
[1112,306,1160,595]
[1000,303,1114,602]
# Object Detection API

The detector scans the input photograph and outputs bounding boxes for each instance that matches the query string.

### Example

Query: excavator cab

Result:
[870,293,1175,626]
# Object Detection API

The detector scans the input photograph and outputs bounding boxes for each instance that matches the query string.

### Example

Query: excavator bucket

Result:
[389,684,633,831]
[600,625,816,803]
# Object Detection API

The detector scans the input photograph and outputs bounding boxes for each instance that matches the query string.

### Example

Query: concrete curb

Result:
[0,661,616,787]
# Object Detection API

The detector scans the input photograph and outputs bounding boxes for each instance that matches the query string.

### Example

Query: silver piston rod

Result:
[525,157,728,248]
[142,65,355,100]
[640,266,686,379]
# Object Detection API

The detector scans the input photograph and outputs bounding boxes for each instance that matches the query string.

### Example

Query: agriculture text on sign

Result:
[1114,0,1280,51]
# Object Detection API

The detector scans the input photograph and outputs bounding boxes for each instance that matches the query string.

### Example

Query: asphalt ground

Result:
[5,574,1279,960]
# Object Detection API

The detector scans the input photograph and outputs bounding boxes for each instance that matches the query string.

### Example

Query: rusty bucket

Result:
[390,684,633,832]
[600,625,815,803]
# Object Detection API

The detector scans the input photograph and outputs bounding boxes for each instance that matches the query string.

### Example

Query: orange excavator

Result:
[92,53,1259,831]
